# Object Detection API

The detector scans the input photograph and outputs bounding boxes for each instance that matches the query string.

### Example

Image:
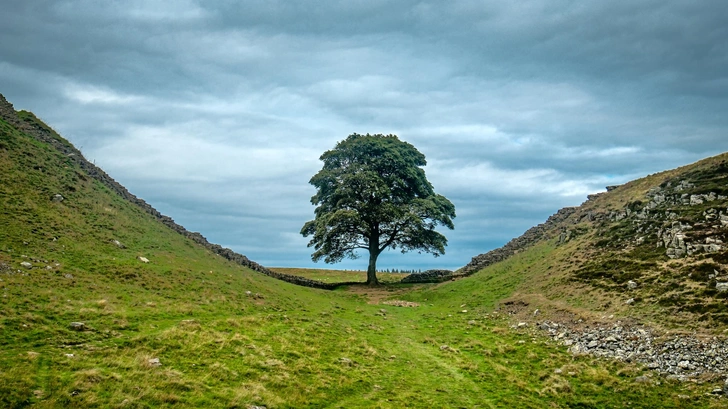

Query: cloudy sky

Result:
[2,1,727,271]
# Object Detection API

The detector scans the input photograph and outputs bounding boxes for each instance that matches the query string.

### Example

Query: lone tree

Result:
[301,133,455,285]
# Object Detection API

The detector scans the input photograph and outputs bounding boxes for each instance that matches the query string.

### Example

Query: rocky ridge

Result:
[462,159,728,276]
[598,178,727,260]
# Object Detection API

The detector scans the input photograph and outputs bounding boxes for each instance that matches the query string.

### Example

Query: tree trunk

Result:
[366,241,380,286]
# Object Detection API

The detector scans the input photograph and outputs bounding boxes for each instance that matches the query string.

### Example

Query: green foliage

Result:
[301,134,455,285]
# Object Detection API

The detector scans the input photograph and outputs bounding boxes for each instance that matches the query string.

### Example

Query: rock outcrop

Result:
[608,181,727,259]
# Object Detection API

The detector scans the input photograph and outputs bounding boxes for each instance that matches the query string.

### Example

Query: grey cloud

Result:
[2,0,727,271]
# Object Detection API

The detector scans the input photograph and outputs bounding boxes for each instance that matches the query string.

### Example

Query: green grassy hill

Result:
[0,93,724,407]
[458,152,728,333]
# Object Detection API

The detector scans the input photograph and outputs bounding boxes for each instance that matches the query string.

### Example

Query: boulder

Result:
[690,195,704,206]
[69,322,85,331]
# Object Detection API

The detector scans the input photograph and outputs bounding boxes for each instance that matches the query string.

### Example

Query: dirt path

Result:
[344,284,416,304]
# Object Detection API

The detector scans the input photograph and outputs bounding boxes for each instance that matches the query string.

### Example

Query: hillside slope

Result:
[458,152,728,331]
[0,94,356,291]
[1,93,724,407]
[0,94,356,406]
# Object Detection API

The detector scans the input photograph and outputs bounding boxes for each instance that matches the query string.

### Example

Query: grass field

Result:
[269,267,409,284]
[1,111,727,407]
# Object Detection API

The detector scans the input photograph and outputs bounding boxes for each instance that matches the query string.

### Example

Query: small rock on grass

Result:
[381,300,419,307]
[69,322,85,331]
[148,358,161,367]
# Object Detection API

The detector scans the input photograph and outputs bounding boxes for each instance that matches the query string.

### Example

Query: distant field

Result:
[270,267,409,284]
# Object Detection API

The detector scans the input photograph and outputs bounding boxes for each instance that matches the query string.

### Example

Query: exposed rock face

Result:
[659,221,691,259]
[0,94,350,291]
[636,183,727,258]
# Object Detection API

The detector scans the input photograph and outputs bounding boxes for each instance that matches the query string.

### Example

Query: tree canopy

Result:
[301,133,455,285]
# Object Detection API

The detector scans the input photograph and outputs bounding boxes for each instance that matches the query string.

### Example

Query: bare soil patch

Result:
[345,284,415,304]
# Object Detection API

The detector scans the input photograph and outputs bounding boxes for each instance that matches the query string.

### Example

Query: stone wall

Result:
[458,207,578,276]
[0,94,352,290]
[400,269,454,283]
